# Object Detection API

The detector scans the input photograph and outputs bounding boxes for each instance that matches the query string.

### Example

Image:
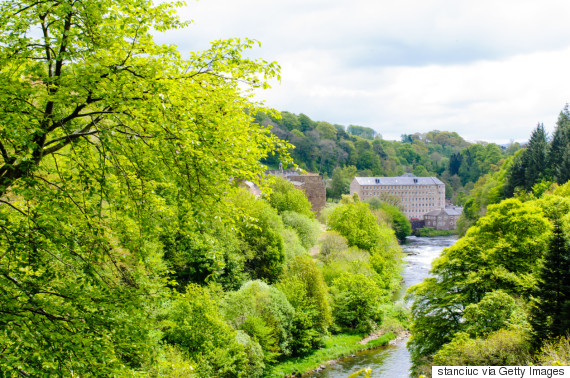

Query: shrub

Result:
[277,256,332,355]
[327,202,382,251]
[330,272,385,333]
[163,284,264,377]
[267,176,314,218]
[463,290,519,337]
[227,188,286,283]
[318,231,349,260]
[280,228,307,260]
[222,280,295,359]
[433,329,530,366]
[281,210,322,249]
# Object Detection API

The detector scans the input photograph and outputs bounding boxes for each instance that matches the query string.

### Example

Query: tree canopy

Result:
[0,0,286,374]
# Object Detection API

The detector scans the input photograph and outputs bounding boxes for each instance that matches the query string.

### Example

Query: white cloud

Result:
[156,0,570,143]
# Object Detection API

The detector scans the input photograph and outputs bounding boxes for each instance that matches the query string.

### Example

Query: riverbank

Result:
[266,331,399,377]
[413,228,458,237]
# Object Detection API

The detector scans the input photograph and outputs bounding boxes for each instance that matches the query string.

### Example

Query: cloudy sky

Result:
[156,0,570,144]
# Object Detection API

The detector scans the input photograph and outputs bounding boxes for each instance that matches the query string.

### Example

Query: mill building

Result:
[350,174,446,219]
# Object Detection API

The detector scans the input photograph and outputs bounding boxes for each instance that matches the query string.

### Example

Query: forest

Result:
[1,0,569,377]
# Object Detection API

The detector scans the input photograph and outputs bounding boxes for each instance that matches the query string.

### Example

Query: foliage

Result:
[280,228,307,260]
[330,272,384,332]
[530,222,570,344]
[281,210,322,249]
[327,201,382,251]
[432,329,530,367]
[222,280,295,360]
[226,188,286,283]
[163,284,264,377]
[533,336,570,366]
[328,166,358,200]
[366,197,412,241]
[462,290,523,337]
[407,198,551,366]
[160,213,245,290]
[318,231,349,259]
[0,0,288,374]
[267,176,314,218]
[277,256,332,355]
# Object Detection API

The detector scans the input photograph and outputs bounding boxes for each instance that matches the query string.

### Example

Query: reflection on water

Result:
[308,236,457,378]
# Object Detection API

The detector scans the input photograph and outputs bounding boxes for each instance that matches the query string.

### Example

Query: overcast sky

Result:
[156,0,570,144]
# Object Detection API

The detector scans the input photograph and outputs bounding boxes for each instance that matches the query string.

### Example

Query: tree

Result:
[267,176,314,218]
[327,201,382,251]
[0,0,285,374]
[524,123,550,189]
[408,198,551,367]
[530,222,570,344]
[549,105,570,184]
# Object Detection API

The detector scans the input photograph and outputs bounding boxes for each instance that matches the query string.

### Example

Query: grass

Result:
[265,332,396,377]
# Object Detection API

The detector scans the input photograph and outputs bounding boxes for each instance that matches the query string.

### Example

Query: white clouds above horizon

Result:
[156,0,570,143]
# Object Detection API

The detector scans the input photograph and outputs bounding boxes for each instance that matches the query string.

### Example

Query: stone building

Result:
[424,208,462,230]
[350,174,445,219]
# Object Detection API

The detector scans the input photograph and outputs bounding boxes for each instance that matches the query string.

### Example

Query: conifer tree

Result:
[530,222,570,344]
[549,105,570,184]
[523,123,550,190]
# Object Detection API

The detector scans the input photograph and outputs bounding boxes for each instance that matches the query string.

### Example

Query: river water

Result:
[308,236,458,378]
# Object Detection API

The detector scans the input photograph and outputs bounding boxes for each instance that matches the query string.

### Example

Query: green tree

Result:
[327,201,382,251]
[407,198,551,366]
[549,105,570,184]
[331,272,384,332]
[530,222,570,344]
[227,189,286,283]
[0,0,285,374]
[267,176,314,218]
[277,256,332,355]
[164,284,264,377]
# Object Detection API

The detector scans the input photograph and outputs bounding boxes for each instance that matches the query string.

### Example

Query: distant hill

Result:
[255,111,517,202]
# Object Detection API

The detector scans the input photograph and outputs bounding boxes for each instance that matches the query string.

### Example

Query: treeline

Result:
[459,105,570,232]
[255,111,515,203]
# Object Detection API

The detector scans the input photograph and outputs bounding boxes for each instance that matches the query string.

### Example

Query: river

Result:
[308,235,458,378]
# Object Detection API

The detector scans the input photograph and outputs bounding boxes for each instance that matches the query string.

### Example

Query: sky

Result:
[155,0,570,144]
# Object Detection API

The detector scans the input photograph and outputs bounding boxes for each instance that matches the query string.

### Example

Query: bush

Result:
[277,256,332,355]
[163,284,264,377]
[533,336,570,366]
[267,176,314,218]
[281,211,322,249]
[327,202,382,251]
[331,272,385,333]
[318,231,349,260]
[463,290,519,337]
[222,280,295,359]
[280,228,307,260]
[227,188,286,283]
[433,329,530,366]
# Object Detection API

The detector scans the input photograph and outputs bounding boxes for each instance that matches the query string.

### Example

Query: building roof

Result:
[353,175,444,186]
[425,208,462,217]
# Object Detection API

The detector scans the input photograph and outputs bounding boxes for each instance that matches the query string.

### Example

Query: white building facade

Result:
[350,175,446,219]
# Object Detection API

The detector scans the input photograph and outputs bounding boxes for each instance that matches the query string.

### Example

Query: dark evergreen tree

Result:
[549,105,570,184]
[530,222,570,345]
[523,123,549,190]
[449,152,463,176]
